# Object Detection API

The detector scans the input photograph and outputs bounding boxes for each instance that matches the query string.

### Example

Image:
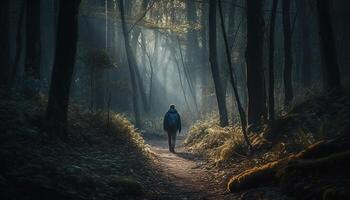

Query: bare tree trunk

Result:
[25,0,41,80]
[186,0,200,99]
[298,0,312,88]
[139,33,154,110]
[246,0,267,130]
[218,0,251,148]
[200,1,210,115]
[176,36,200,116]
[0,0,11,90]
[118,0,142,128]
[316,0,342,92]
[131,28,150,113]
[282,0,294,108]
[45,0,81,139]
[130,0,150,113]
[209,0,228,127]
[11,1,26,88]
[268,0,279,120]
[173,48,192,115]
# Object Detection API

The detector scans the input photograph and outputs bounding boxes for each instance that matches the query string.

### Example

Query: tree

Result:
[218,0,251,148]
[25,0,41,79]
[118,0,142,128]
[11,0,26,88]
[209,0,228,127]
[282,0,293,107]
[298,0,312,88]
[316,0,342,92]
[0,0,11,90]
[130,0,151,113]
[268,0,279,120]
[246,0,267,130]
[45,0,81,139]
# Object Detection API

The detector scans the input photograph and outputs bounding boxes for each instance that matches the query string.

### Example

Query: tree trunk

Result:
[186,0,198,65]
[316,0,342,92]
[0,0,11,90]
[268,0,279,121]
[131,27,150,113]
[186,0,200,93]
[227,0,236,51]
[129,0,150,114]
[282,0,294,108]
[177,36,200,116]
[246,0,267,130]
[228,135,350,194]
[209,0,228,127]
[11,0,26,88]
[45,0,81,139]
[218,0,251,148]
[298,0,312,88]
[25,0,41,80]
[118,0,142,128]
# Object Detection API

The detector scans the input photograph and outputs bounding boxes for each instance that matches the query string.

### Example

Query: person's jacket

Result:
[163,108,181,132]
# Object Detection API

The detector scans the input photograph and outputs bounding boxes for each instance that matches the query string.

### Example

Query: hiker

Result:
[163,104,181,153]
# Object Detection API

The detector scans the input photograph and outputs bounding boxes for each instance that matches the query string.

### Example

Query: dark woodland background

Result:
[1,0,350,200]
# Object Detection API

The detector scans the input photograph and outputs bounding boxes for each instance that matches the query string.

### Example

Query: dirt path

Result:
[144,136,288,200]
[145,136,232,200]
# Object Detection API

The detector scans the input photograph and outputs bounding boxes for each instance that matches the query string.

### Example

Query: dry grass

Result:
[183,115,247,163]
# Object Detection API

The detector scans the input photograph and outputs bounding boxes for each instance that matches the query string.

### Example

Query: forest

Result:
[1,0,350,199]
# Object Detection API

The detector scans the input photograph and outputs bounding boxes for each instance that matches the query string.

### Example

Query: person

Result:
[163,104,181,153]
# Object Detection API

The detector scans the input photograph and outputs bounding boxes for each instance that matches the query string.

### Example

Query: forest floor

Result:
[145,136,288,200]
[0,92,286,200]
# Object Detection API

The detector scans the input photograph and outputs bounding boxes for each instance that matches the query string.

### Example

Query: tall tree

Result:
[183,0,200,116]
[0,0,11,90]
[118,0,142,128]
[316,0,342,92]
[130,0,151,113]
[25,0,41,79]
[218,0,251,148]
[298,0,312,88]
[45,0,81,139]
[246,0,267,130]
[186,0,199,63]
[268,0,279,120]
[11,1,26,87]
[209,0,228,127]
[282,0,294,107]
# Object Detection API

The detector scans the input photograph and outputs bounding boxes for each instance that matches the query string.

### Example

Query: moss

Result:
[228,158,290,192]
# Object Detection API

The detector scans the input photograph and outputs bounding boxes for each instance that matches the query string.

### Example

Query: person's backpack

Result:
[167,112,178,131]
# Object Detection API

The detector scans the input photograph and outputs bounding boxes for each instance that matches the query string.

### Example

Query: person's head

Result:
[170,104,175,109]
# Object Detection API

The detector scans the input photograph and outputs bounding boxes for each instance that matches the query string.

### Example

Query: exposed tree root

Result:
[228,135,350,199]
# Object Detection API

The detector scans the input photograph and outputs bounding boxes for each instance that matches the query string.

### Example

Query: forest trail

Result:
[145,136,231,200]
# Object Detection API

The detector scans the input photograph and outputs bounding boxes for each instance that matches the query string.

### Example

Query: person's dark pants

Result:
[167,131,177,152]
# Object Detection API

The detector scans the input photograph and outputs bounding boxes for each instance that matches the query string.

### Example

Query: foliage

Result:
[183,115,248,163]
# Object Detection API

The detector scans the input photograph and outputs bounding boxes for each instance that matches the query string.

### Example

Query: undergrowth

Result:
[183,115,247,163]
[184,93,350,166]
[0,91,165,200]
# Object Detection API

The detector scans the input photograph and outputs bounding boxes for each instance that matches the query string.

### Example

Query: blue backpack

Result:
[167,112,178,130]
